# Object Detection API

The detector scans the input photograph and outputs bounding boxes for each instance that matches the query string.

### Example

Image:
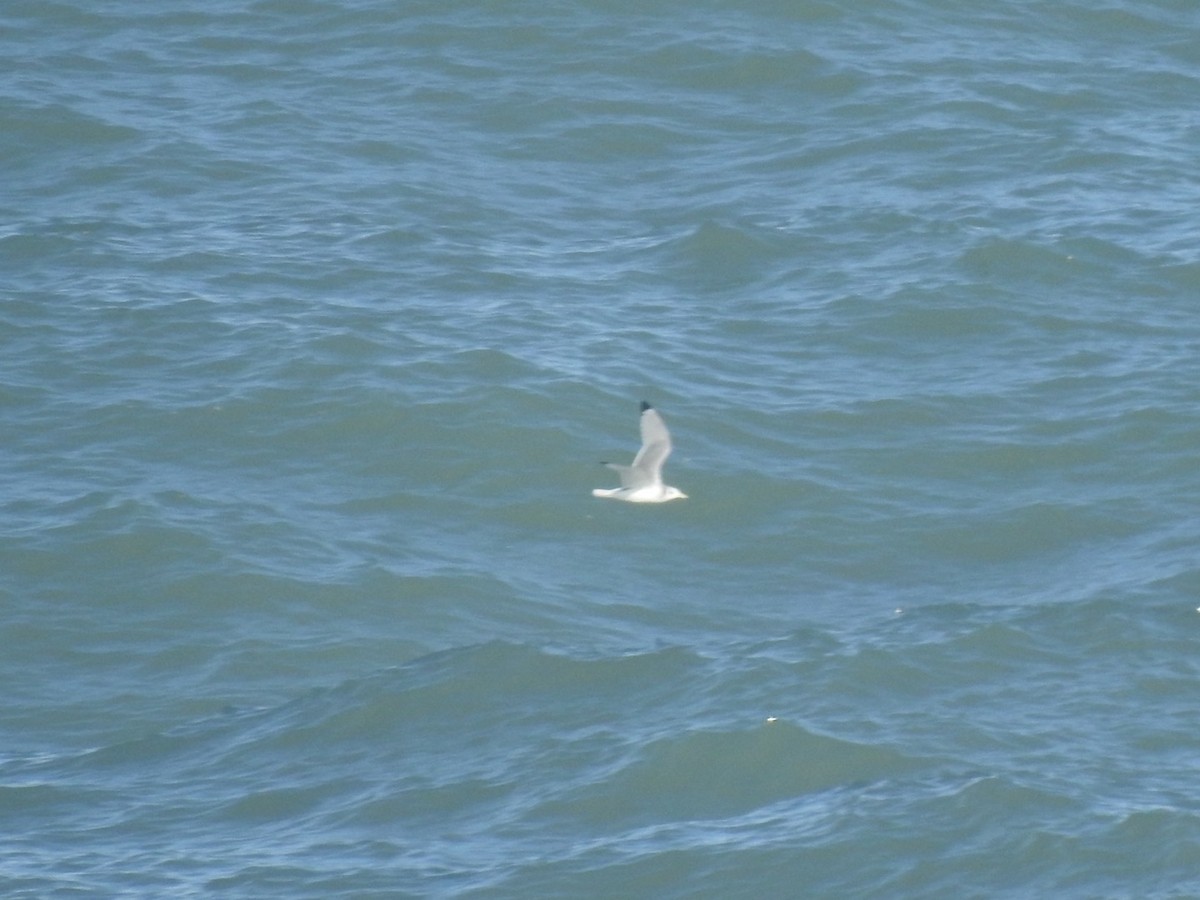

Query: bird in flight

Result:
[592,401,688,503]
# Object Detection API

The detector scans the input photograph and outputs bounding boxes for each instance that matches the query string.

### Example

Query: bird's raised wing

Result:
[631,401,672,485]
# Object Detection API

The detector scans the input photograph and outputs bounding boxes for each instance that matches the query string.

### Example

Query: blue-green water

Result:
[4,0,1200,896]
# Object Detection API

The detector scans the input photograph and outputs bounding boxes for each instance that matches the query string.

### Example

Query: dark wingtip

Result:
[639,400,652,412]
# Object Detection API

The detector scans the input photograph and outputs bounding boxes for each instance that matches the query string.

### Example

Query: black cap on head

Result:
[639,400,652,412]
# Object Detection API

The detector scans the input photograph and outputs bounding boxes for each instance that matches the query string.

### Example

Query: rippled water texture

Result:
[3,0,1200,896]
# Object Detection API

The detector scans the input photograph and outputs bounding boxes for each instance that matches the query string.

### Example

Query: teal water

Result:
[4,0,1200,896]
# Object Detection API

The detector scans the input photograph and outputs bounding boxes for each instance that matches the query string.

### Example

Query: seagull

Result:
[592,401,688,503]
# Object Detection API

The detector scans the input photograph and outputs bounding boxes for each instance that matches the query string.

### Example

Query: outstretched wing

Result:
[630,401,672,486]
[603,462,638,488]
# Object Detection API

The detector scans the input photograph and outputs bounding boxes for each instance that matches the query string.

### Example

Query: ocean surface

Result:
[3,0,1200,896]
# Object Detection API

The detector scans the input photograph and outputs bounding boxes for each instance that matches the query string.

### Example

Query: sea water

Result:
[3,0,1200,896]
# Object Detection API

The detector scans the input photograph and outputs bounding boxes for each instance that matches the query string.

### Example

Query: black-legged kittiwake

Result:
[592,401,688,503]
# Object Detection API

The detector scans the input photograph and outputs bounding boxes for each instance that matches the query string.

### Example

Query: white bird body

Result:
[592,401,687,503]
